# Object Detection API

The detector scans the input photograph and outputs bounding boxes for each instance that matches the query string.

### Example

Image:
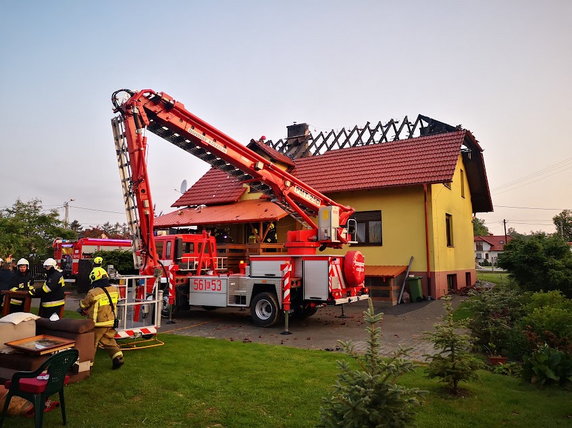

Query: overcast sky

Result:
[1,0,570,236]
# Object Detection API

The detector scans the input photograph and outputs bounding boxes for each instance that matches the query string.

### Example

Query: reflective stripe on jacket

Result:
[31,269,65,308]
[80,285,119,328]
[9,270,34,305]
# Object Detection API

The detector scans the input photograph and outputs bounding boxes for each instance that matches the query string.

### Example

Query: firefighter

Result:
[8,258,34,313]
[0,256,15,291]
[79,268,124,369]
[30,258,65,318]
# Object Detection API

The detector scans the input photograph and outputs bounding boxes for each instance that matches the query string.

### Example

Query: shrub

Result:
[513,291,572,356]
[424,296,483,394]
[93,249,137,275]
[318,299,425,427]
[465,285,525,355]
[498,233,572,297]
[522,344,572,386]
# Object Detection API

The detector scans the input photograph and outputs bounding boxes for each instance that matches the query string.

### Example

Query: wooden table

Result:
[5,335,75,356]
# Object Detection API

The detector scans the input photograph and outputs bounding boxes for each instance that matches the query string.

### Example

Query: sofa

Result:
[0,314,96,384]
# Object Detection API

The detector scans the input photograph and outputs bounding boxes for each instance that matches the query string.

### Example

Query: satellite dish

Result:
[179,179,188,194]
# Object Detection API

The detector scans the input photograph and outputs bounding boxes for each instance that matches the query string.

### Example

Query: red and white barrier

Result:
[281,262,292,312]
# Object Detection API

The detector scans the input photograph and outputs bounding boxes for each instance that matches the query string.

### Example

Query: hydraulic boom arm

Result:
[112,89,355,272]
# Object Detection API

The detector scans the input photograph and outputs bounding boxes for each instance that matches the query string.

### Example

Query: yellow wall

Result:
[236,153,477,297]
[428,155,475,272]
[321,186,429,272]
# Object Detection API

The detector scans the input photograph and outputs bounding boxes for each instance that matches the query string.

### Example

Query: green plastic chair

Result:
[0,348,79,428]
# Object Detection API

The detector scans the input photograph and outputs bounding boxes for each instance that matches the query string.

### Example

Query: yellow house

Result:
[155,118,492,302]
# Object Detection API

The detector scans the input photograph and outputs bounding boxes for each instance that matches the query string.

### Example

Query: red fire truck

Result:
[53,238,132,277]
[111,89,368,327]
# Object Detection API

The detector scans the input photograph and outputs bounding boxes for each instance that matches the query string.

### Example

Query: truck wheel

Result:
[250,292,281,327]
[293,304,318,320]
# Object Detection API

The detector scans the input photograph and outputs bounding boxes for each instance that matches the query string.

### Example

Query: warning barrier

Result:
[114,275,163,340]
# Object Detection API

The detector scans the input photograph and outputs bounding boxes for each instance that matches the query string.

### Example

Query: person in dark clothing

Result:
[9,258,34,313]
[30,258,65,318]
[0,259,15,291]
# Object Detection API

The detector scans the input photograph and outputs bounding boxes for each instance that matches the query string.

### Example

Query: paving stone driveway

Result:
[157,296,462,361]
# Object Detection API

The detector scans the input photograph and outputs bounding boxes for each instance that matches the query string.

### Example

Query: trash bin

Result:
[406,276,423,302]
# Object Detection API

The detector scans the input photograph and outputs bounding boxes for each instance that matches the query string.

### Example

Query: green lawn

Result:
[6,334,570,427]
[477,271,511,286]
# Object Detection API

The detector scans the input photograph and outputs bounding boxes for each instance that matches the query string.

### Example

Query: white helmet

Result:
[17,258,29,266]
[43,258,58,268]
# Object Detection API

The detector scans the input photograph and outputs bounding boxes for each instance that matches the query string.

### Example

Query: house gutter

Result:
[423,184,432,298]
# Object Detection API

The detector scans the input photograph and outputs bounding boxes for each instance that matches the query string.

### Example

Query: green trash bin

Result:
[406,276,423,302]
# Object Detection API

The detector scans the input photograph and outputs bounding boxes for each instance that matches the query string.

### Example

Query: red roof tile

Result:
[157,200,287,227]
[474,235,511,251]
[173,131,489,210]
[293,131,466,193]
[247,139,295,168]
[172,168,245,207]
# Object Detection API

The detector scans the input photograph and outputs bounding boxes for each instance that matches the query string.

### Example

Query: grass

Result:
[476,271,511,287]
[5,334,571,427]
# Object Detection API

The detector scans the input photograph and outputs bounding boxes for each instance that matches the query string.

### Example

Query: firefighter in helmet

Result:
[9,258,34,313]
[79,267,124,369]
[29,258,65,318]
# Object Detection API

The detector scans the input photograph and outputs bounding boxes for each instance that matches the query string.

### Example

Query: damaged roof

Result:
[172,130,493,213]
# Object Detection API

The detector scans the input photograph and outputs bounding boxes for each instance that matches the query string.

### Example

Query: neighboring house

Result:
[155,117,493,302]
[474,235,511,265]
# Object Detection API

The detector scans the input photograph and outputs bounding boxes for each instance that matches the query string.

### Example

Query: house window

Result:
[460,169,465,198]
[447,273,457,291]
[445,214,454,247]
[476,242,483,251]
[351,211,382,245]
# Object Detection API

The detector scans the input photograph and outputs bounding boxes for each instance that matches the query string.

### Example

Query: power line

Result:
[69,205,124,215]
[494,205,569,211]
[493,157,572,195]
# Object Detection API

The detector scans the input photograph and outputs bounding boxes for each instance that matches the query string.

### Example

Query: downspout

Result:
[423,184,432,299]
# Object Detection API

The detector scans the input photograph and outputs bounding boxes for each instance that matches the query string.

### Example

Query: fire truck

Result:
[111,89,368,327]
[53,237,132,277]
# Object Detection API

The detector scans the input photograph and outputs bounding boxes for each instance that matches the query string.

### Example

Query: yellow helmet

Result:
[89,267,109,283]
[94,256,103,266]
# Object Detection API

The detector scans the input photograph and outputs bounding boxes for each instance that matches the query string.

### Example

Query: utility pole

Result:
[63,198,75,227]
[503,219,508,244]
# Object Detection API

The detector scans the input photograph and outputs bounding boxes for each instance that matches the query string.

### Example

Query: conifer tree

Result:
[424,296,482,395]
[319,299,424,427]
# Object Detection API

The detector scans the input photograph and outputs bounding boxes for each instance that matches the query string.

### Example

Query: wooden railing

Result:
[217,243,286,273]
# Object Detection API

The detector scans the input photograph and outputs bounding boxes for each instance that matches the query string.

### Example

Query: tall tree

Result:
[498,233,572,297]
[472,217,490,236]
[553,209,572,241]
[0,199,76,261]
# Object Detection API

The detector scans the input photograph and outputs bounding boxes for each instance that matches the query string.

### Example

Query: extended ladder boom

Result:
[112,89,356,272]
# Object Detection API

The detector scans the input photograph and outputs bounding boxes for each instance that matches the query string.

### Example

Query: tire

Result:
[250,291,281,327]
[292,304,318,320]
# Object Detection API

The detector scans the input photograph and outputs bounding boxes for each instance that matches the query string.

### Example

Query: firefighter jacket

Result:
[79,284,119,328]
[9,270,34,306]
[31,268,65,309]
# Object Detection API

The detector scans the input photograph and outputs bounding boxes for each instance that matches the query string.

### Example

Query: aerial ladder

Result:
[111,89,368,327]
